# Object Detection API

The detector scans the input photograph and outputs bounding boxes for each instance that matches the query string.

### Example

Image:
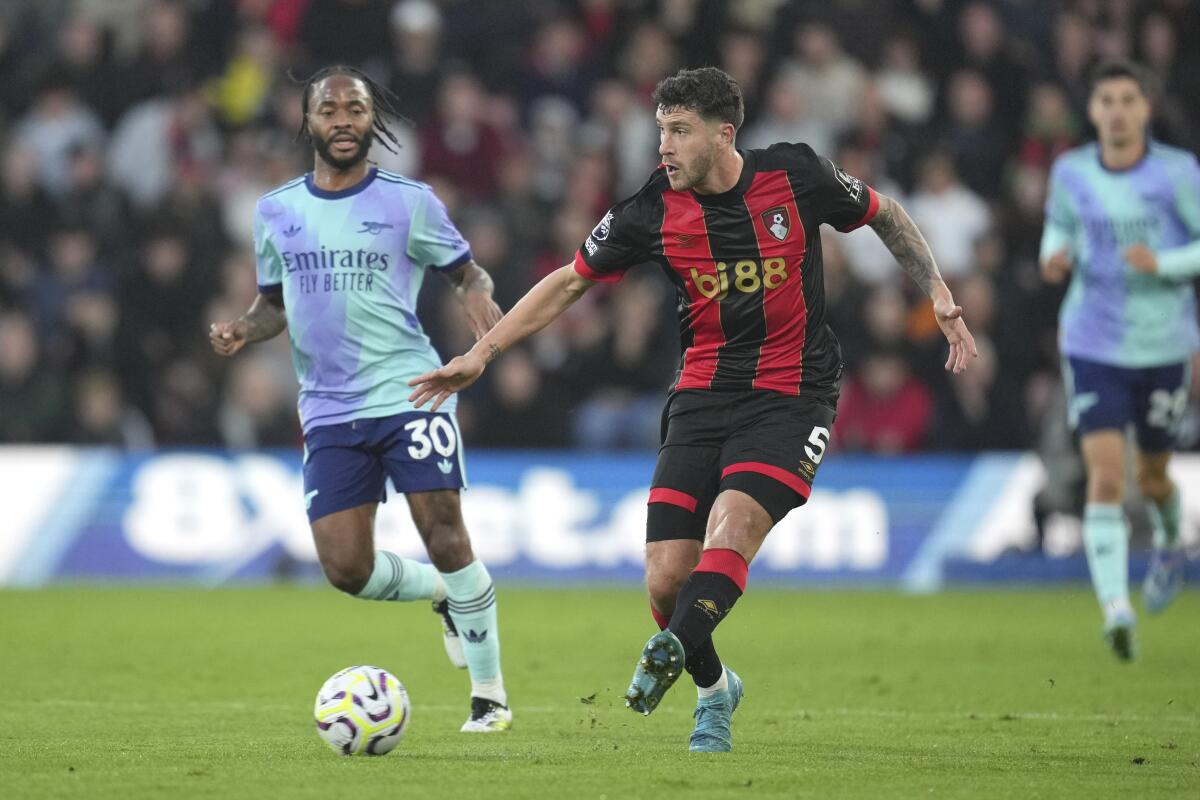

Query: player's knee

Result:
[322,557,371,595]
[1087,471,1124,504]
[1136,471,1171,503]
[423,522,473,572]
[646,571,687,615]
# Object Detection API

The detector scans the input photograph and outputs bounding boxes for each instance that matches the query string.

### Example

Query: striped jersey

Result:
[574,143,879,396]
[1040,141,1200,367]
[254,167,471,432]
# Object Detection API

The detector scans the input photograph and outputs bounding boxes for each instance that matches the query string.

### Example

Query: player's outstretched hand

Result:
[209,320,249,357]
[1041,248,1073,283]
[408,352,486,412]
[933,296,978,374]
[1123,243,1158,274]
[463,292,503,340]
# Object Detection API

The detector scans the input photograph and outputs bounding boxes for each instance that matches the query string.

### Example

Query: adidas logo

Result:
[463,628,488,644]
[283,224,301,237]
[438,458,453,474]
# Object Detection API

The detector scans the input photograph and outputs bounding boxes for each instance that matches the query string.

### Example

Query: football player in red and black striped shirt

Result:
[411,67,976,751]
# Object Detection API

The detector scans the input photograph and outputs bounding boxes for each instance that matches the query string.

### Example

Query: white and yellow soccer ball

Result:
[314,666,410,756]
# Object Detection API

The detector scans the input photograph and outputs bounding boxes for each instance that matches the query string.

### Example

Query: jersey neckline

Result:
[1094,140,1150,174]
[305,167,378,199]
[689,149,757,206]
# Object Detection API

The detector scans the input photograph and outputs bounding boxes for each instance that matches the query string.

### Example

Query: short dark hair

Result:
[1088,58,1153,98]
[652,67,744,129]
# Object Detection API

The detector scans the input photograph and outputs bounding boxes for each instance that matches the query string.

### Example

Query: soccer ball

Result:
[313,666,411,756]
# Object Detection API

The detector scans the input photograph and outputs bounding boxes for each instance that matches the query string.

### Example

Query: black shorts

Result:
[646,389,838,542]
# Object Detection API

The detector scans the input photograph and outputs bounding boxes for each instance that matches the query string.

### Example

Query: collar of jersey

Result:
[689,149,756,206]
[1095,140,1150,174]
[305,167,378,199]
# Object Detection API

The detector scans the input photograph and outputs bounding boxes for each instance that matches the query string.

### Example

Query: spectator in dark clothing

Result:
[928,336,1029,451]
[0,311,67,442]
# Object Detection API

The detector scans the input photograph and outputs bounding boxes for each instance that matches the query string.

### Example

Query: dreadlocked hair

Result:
[292,65,411,154]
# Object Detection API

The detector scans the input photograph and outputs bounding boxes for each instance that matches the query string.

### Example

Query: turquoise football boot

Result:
[1142,548,1184,615]
[688,667,744,753]
[624,630,685,715]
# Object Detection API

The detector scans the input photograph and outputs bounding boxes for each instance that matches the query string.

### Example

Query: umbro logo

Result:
[694,598,721,621]
[438,458,453,474]
[464,628,488,644]
[673,234,697,248]
[357,221,394,234]
[283,224,302,237]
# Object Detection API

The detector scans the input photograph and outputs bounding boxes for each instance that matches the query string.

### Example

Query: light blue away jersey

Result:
[254,168,470,432]
[1040,141,1200,367]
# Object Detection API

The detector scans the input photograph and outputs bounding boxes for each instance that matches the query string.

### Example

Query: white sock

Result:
[1103,597,1134,626]
[696,670,729,699]
[471,676,507,706]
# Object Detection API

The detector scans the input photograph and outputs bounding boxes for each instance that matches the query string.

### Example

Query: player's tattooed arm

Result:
[409,263,596,410]
[239,292,288,342]
[444,259,495,296]
[444,259,503,340]
[867,193,943,296]
[209,292,286,356]
[868,193,978,373]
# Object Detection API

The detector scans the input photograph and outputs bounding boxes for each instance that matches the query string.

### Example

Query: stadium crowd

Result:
[1,0,1198,453]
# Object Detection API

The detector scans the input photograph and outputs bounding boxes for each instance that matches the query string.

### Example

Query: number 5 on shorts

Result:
[805,426,830,464]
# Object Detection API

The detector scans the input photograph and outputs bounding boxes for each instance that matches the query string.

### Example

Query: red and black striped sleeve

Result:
[573,187,657,283]
[785,144,879,232]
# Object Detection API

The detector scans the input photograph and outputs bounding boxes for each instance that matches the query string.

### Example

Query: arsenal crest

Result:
[761,207,790,242]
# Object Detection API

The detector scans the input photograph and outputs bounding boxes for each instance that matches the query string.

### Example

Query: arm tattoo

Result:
[239,294,287,343]
[868,196,943,296]
[447,260,494,296]
[485,343,501,364]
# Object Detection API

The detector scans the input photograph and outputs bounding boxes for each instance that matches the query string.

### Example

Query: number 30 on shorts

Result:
[404,417,457,460]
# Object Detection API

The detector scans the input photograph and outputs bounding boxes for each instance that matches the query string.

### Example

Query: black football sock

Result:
[651,599,722,687]
[667,549,748,678]
[684,636,724,688]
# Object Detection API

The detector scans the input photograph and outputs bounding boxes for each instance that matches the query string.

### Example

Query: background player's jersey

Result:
[254,168,470,432]
[1040,141,1200,367]
[574,143,878,396]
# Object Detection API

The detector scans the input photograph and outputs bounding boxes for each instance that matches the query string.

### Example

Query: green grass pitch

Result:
[1,586,1197,799]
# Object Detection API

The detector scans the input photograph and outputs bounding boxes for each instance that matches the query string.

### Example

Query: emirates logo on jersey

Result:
[762,207,791,241]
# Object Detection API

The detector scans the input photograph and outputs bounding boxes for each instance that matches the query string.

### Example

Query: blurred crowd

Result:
[1,0,1199,453]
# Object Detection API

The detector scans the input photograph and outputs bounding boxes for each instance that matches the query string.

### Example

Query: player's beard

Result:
[672,144,718,191]
[314,128,375,171]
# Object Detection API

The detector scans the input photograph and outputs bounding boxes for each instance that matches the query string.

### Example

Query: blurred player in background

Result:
[410,67,975,751]
[1041,59,1200,661]
[209,66,512,731]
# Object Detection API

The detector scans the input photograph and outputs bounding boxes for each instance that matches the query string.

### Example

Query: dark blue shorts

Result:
[1064,356,1190,452]
[302,412,466,523]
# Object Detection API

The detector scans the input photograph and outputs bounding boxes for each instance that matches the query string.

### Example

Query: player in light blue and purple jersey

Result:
[1040,59,1200,660]
[209,67,511,731]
